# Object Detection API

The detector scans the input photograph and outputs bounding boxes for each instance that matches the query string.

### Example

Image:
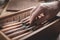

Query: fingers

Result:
[30,7,44,24]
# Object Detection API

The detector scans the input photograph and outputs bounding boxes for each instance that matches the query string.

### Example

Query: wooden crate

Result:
[0,7,60,40]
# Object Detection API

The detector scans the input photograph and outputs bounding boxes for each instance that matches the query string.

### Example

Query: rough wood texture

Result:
[0,7,34,27]
[22,18,60,40]
[0,31,11,40]
[1,16,60,40]
[0,6,60,40]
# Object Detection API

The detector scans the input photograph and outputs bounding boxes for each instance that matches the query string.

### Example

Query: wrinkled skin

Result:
[30,1,60,25]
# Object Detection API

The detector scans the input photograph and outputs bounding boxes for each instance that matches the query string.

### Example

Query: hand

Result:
[29,2,58,25]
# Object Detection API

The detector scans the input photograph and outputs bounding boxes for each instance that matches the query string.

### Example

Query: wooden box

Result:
[0,7,60,40]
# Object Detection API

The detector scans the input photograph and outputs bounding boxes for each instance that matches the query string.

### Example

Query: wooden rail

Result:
[0,7,35,26]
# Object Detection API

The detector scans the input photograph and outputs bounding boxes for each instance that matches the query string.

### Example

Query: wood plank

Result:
[0,6,34,19]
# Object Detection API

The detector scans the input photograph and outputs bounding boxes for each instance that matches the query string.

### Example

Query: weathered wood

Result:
[3,16,30,28]
[0,6,34,19]
[0,31,11,40]
[0,5,60,40]
[12,31,32,40]
[0,0,10,15]
[20,18,60,40]
[1,24,22,32]
[0,7,34,28]
[7,27,33,38]
[0,17,60,40]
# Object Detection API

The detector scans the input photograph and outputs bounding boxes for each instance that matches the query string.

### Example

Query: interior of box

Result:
[0,0,60,40]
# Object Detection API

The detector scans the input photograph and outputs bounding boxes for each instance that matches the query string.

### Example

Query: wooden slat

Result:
[4,21,30,34]
[2,17,30,32]
[0,6,35,19]
[1,24,22,32]
[7,27,33,38]
[3,22,22,28]
[12,31,32,40]
[3,16,30,28]
[0,31,11,40]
